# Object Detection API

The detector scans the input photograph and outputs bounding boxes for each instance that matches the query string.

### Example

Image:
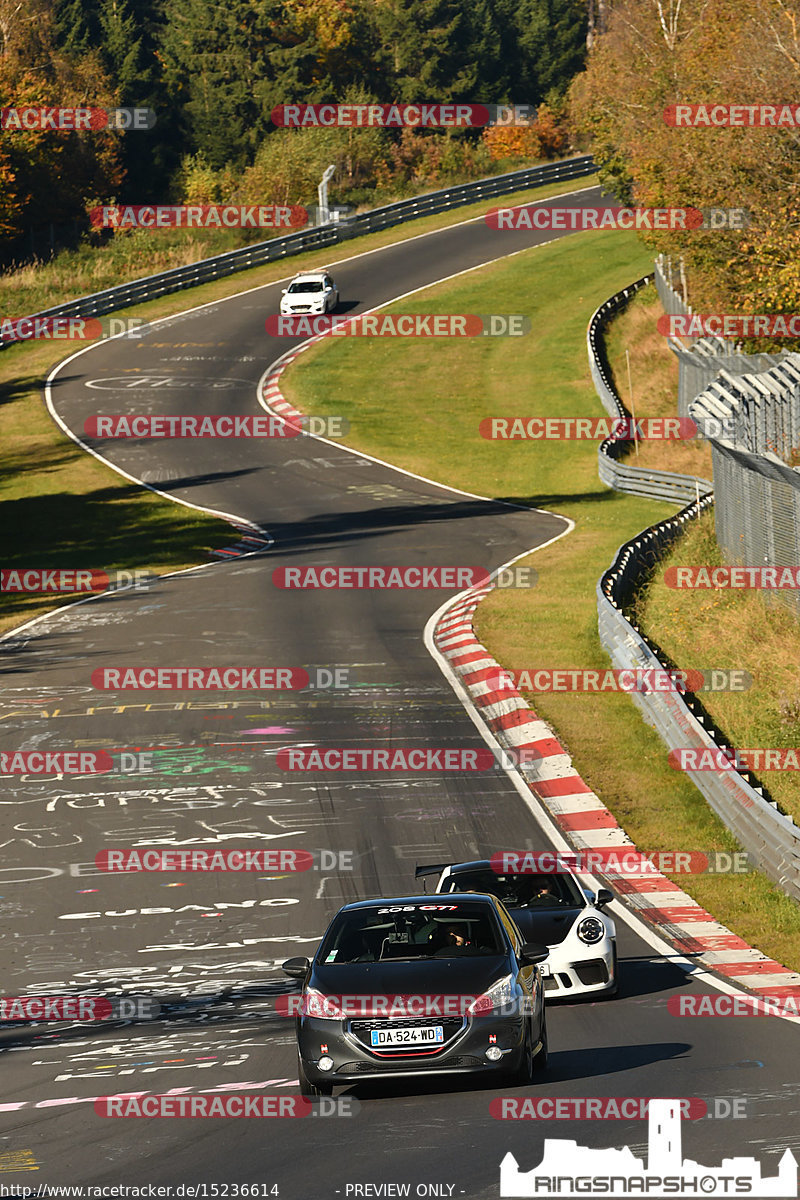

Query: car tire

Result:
[532,1010,548,1073]
[508,1023,535,1086]
[297,1053,332,1097]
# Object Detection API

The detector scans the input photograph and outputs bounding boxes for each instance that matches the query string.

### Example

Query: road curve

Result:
[0,184,797,1193]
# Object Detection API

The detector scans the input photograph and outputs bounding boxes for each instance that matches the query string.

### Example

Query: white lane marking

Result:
[423,586,800,1029]
[254,226,594,512]
[23,182,600,653]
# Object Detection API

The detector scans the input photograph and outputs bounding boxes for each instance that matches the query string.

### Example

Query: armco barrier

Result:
[588,275,713,504]
[1,155,595,349]
[591,279,800,903]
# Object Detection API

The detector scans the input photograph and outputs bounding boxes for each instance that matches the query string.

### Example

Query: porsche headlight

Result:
[577,916,605,945]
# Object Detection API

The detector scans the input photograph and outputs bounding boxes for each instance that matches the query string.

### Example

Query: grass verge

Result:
[633,510,800,827]
[0,172,600,637]
[279,226,800,972]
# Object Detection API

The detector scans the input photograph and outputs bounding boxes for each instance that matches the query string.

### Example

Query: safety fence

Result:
[689,359,800,616]
[587,276,713,504]
[590,277,800,903]
[1,155,596,349]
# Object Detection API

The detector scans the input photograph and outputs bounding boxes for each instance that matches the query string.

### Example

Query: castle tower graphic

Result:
[500,1098,798,1198]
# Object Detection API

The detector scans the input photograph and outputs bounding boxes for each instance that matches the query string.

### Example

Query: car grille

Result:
[544,973,573,992]
[288,305,312,312]
[348,1016,465,1055]
[338,1057,482,1073]
[574,960,610,986]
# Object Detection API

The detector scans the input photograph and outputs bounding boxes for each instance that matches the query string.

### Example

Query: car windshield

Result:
[317,903,506,964]
[288,280,324,293]
[445,869,583,908]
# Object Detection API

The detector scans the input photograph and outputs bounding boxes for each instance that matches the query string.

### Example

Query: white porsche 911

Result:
[416,858,618,999]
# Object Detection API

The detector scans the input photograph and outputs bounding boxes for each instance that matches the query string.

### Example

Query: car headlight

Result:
[577,916,605,945]
[300,988,344,1019]
[469,974,519,1016]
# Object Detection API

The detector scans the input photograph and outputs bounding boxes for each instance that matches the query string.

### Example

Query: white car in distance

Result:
[279,270,339,316]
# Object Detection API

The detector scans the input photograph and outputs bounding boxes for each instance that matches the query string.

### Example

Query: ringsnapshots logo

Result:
[266,314,530,338]
[0,106,156,131]
[90,205,307,230]
[499,1098,798,1197]
[271,565,537,589]
[664,103,800,127]
[485,205,749,232]
[271,103,535,128]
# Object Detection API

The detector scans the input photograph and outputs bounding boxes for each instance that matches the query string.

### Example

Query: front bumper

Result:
[297,1013,527,1085]
[541,944,615,998]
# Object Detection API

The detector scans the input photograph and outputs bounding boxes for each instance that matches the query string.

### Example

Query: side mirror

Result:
[595,888,613,909]
[281,288,288,295]
[519,942,549,965]
[281,956,310,979]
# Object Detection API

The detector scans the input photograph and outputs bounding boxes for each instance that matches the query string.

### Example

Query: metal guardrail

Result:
[1,155,596,348]
[598,516,800,903]
[587,276,713,504]
[591,276,800,903]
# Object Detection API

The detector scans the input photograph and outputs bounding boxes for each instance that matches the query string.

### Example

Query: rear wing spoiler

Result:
[414,863,451,879]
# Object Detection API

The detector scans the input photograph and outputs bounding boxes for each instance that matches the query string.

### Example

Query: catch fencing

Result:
[591,267,800,902]
[689,359,800,616]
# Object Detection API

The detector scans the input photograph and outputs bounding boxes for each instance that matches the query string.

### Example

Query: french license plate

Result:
[370,1026,444,1048]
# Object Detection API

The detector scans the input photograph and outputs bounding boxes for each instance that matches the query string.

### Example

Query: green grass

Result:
[634,510,800,827]
[279,226,800,971]
[0,172,599,636]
